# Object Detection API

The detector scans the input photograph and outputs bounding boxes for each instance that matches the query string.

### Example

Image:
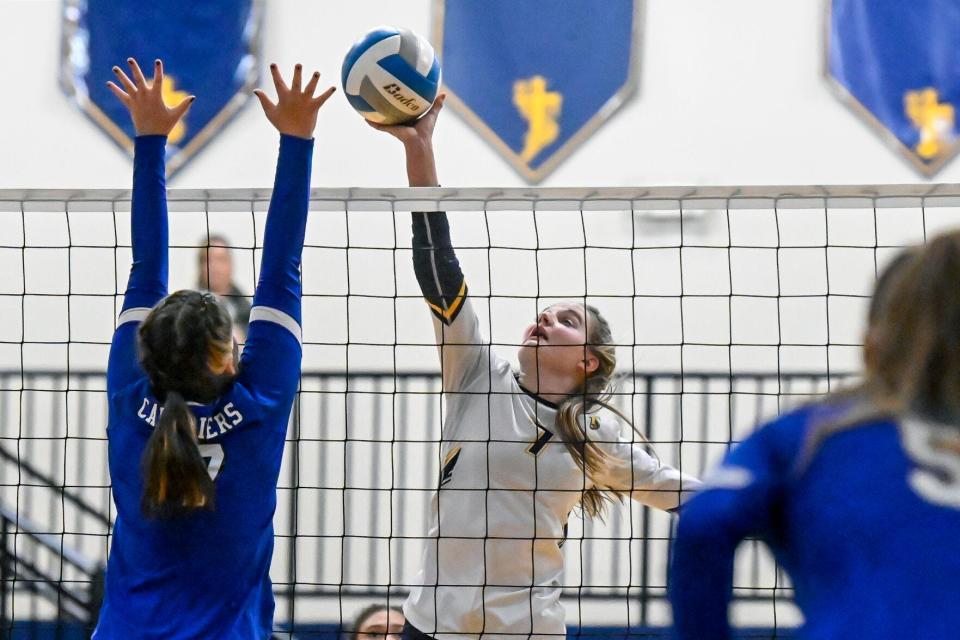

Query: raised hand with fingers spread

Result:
[107,58,194,137]
[254,63,336,140]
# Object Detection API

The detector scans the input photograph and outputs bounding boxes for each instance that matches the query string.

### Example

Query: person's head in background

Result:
[350,604,404,640]
[197,234,234,296]
[862,247,918,376]
[863,230,960,424]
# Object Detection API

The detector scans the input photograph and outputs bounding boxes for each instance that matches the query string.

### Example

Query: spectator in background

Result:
[350,605,404,640]
[197,234,251,340]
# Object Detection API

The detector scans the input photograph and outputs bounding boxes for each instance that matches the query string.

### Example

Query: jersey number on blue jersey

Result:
[198,443,225,481]
[901,422,960,509]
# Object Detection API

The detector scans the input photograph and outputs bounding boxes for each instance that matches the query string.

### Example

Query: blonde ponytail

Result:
[552,305,658,520]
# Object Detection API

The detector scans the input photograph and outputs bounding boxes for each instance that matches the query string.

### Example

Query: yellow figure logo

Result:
[905,88,955,160]
[160,76,190,145]
[513,76,562,163]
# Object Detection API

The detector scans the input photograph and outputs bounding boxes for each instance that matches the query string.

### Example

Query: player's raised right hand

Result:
[254,63,336,140]
[367,93,446,150]
[368,94,446,187]
[107,58,194,137]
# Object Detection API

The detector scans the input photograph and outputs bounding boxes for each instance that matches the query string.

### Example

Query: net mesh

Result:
[1,185,957,638]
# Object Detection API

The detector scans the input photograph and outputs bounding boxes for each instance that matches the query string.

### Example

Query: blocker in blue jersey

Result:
[93,58,335,640]
[670,233,960,640]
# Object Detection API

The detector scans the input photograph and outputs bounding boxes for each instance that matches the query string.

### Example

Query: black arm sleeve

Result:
[411,211,467,325]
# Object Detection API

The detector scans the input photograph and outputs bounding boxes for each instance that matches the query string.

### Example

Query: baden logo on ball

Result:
[341,26,442,125]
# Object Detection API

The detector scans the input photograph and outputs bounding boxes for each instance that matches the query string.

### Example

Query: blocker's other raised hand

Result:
[107,58,194,137]
[254,63,336,140]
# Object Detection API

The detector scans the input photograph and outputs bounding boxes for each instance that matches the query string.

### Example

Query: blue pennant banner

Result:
[61,0,263,177]
[828,0,960,175]
[433,0,641,183]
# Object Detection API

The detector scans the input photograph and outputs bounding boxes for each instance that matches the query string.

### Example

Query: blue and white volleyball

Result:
[341,26,442,125]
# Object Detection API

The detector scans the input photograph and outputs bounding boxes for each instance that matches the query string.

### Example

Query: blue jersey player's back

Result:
[93,58,337,640]
[670,233,960,640]
[671,404,960,640]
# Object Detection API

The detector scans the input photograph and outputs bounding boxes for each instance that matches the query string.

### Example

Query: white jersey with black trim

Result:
[404,298,701,640]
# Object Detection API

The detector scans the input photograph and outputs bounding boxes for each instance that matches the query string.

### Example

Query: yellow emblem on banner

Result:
[905,88,955,160]
[161,76,190,145]
[513,76,562,163]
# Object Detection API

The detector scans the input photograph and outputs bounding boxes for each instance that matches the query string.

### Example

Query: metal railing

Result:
[0,503,104,635]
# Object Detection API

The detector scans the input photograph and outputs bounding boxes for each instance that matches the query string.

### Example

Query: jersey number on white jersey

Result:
[527,422,555,456]
[440,447,461,487]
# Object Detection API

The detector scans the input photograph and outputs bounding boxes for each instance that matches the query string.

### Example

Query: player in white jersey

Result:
[369,96,702,640]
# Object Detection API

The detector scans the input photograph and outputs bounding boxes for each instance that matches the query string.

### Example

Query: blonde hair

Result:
[798,234,960,471]
[552,304,656,519]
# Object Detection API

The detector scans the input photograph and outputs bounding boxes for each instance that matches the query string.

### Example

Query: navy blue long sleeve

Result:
[108,135,170,392]
[411,211,467,326]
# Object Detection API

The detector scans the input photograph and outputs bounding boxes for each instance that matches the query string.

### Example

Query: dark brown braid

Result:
[137,290,234,518]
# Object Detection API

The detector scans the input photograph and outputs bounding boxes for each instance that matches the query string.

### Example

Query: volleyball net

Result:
[1,185,956,637]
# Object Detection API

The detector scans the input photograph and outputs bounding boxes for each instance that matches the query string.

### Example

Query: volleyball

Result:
[341,26,442,125]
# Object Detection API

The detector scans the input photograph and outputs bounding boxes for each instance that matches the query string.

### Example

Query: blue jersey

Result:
[670,402,960,640]
[93,134,313,640]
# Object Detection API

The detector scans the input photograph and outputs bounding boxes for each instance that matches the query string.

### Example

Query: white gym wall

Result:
[1,0,958,189]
